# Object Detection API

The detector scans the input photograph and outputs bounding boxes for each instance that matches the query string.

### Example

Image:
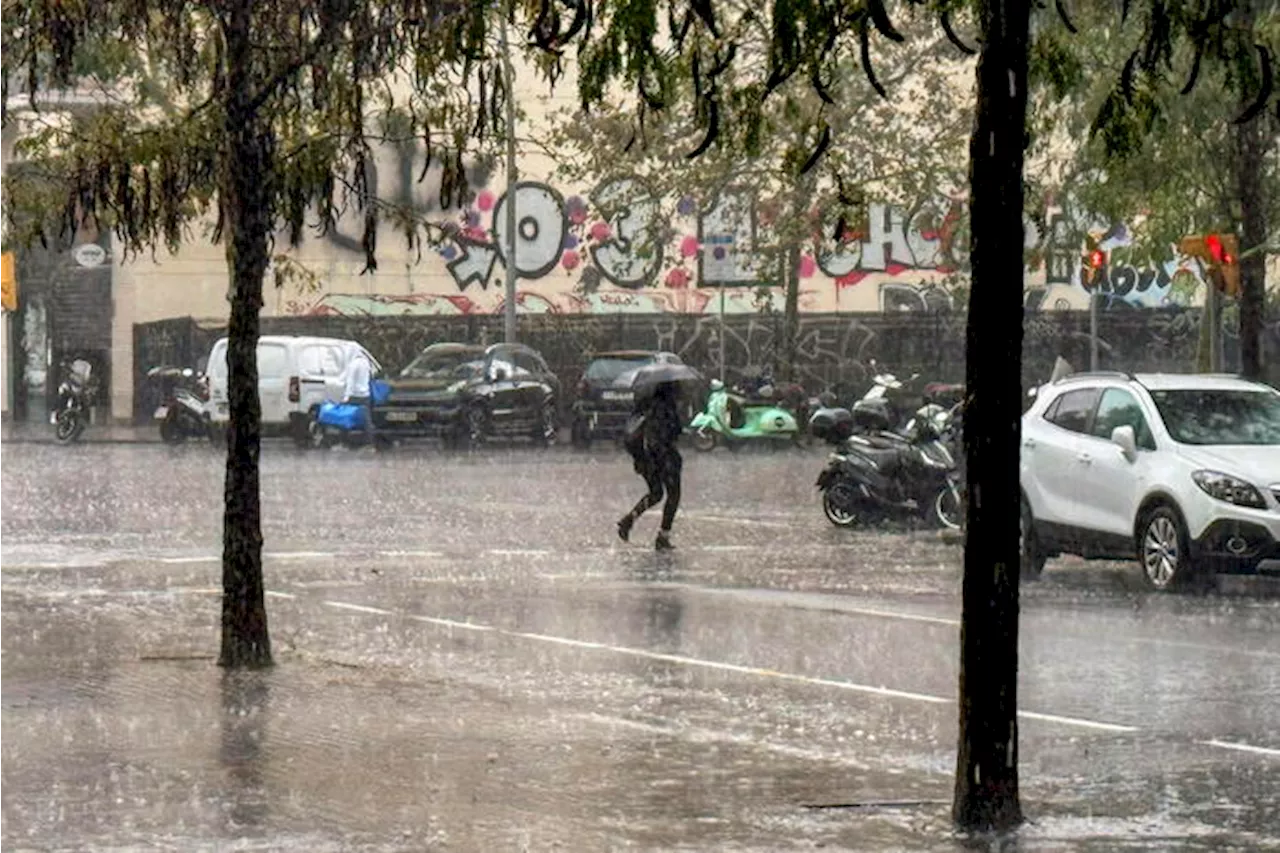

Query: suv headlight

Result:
[1192,470,1266,509]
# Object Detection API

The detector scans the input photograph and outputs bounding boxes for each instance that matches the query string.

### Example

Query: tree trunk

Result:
[218,0,273,670]
[953,0,1029,833]
[1234,113,1268,381]
[780,244,800,383]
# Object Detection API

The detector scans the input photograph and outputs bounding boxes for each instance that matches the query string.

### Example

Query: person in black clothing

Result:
[618,381,684,550]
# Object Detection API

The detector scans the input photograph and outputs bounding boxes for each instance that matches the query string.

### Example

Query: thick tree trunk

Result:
[953,0,1029,833]
[1234,114,1268,381]
[218,0,273,669]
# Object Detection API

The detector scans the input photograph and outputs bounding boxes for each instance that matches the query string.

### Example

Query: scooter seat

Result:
[852,446,901,473]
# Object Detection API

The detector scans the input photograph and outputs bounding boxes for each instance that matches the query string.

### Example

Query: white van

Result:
[204,335,380,443]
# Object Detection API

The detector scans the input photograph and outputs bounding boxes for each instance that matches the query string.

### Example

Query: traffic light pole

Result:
[1089,290,1099,371]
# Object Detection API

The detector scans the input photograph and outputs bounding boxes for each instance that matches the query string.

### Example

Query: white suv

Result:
[1020,372,1280,590]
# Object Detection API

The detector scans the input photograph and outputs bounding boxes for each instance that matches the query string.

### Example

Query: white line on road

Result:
[266,590,297,600]
[265,551,337,561]
[407,614,496,633]
[158,556,220,565]
[377,550,446,559]
[390,604,1150,732]
[486,548,552,557]
[1199,739,1280,758]
[690,514,794,529]
[323,600,390,615]
[1017,710,1137,733]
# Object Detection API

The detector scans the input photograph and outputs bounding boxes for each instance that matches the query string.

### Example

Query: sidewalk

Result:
[1,420,158,443]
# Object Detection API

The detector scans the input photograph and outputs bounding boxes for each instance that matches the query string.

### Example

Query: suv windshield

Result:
[400,350,484,380]
[586,357,653,383]
[1149,388,1280,445]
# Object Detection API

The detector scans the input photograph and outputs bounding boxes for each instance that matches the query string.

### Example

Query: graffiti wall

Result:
[274,149,1214,318]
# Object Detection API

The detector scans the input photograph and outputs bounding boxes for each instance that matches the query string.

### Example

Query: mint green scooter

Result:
[689,380,801,452]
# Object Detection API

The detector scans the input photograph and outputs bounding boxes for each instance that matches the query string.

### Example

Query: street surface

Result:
[3,440,1279,851]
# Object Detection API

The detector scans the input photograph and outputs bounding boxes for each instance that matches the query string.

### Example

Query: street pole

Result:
[1208,281,1222,372]
[499,7,518,344]
[719,285,727,384]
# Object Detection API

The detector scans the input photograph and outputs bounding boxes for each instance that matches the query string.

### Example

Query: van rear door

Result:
[257,342,291,425]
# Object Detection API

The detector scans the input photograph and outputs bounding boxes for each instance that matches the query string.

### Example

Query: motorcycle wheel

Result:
[159,413,186,444]
[931,484,964,531]
[54,410,83,444]
[693,430,717,452]
[822,484,862,528]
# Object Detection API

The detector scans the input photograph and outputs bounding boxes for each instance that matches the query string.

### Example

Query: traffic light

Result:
[1081,242,1106,289]
[1179,233,1240,298]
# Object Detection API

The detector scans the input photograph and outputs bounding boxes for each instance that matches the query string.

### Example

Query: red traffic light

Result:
[1206,234,1224,263]
[1089,249,1105,268]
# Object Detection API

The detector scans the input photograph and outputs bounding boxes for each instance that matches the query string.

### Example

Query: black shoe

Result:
[617,516,634,542]
[655,530,674,551]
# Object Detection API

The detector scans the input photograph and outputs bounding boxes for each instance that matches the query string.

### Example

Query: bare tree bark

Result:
[1234,114,1268,381]
[952,0,1029,833]
[781,243,801,382]
[218,0,273,669]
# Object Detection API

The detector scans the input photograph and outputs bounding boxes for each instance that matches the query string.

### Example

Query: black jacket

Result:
[641,391,682,450]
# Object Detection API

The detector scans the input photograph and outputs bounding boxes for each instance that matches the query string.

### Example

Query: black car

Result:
[374,342,561,446]
[569,350,687,446]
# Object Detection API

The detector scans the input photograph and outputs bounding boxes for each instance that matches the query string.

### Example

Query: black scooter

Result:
[810,404,963,530]
[52,359,98,444]
[147,366,210,444]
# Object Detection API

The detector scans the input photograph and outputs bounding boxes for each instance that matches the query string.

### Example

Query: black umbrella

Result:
[626,362,703,396]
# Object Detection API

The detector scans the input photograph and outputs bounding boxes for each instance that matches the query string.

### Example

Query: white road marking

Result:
[395,605,1150,733]
[264,551,337,560]
[1200,739,1280,758]
[574,712,881,770]
[407,614,496,633]
[486,548,551,557]
[691,514,794,529]
[323,600,390,615]
[266,590,297,600]
[158,556,220,565]
[698,545,757,553]
[377,550,446,559]
[1017,710,1137,733]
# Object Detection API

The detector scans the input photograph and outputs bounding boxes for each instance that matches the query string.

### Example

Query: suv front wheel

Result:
[1020,498,1046,582]
[1138,505,1197,591]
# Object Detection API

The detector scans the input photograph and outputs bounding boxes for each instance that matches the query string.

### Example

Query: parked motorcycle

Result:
[690,379,801,451]
[147,366,210,444]
[51,359,98,444]
[809,404,963,530]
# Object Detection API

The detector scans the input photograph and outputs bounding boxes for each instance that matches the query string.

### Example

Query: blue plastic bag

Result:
[371,378,390,406]
[317,401,367,431]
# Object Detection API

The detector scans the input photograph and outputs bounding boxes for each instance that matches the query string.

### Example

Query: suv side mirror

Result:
[1111,425,1137,461]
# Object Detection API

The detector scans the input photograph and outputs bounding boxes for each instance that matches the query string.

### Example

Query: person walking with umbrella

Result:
[617,363,699,550]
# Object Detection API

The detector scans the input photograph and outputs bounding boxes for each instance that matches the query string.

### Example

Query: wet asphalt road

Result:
[3,440,1279,851]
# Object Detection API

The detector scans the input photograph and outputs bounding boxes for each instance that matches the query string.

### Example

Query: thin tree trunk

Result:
[781,244,800,383]
[1234,114,1267,381]
[953,0,1029,833]
[218,0,273,669]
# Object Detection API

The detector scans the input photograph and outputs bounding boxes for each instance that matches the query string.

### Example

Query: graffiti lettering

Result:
[492,182,566,279]
[590,177,663,288]
[446,239,500,291]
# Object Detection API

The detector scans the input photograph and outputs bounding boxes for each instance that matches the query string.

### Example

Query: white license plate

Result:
[384,411,418,422]
[154,406,169,419]
[602,390,633,401]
